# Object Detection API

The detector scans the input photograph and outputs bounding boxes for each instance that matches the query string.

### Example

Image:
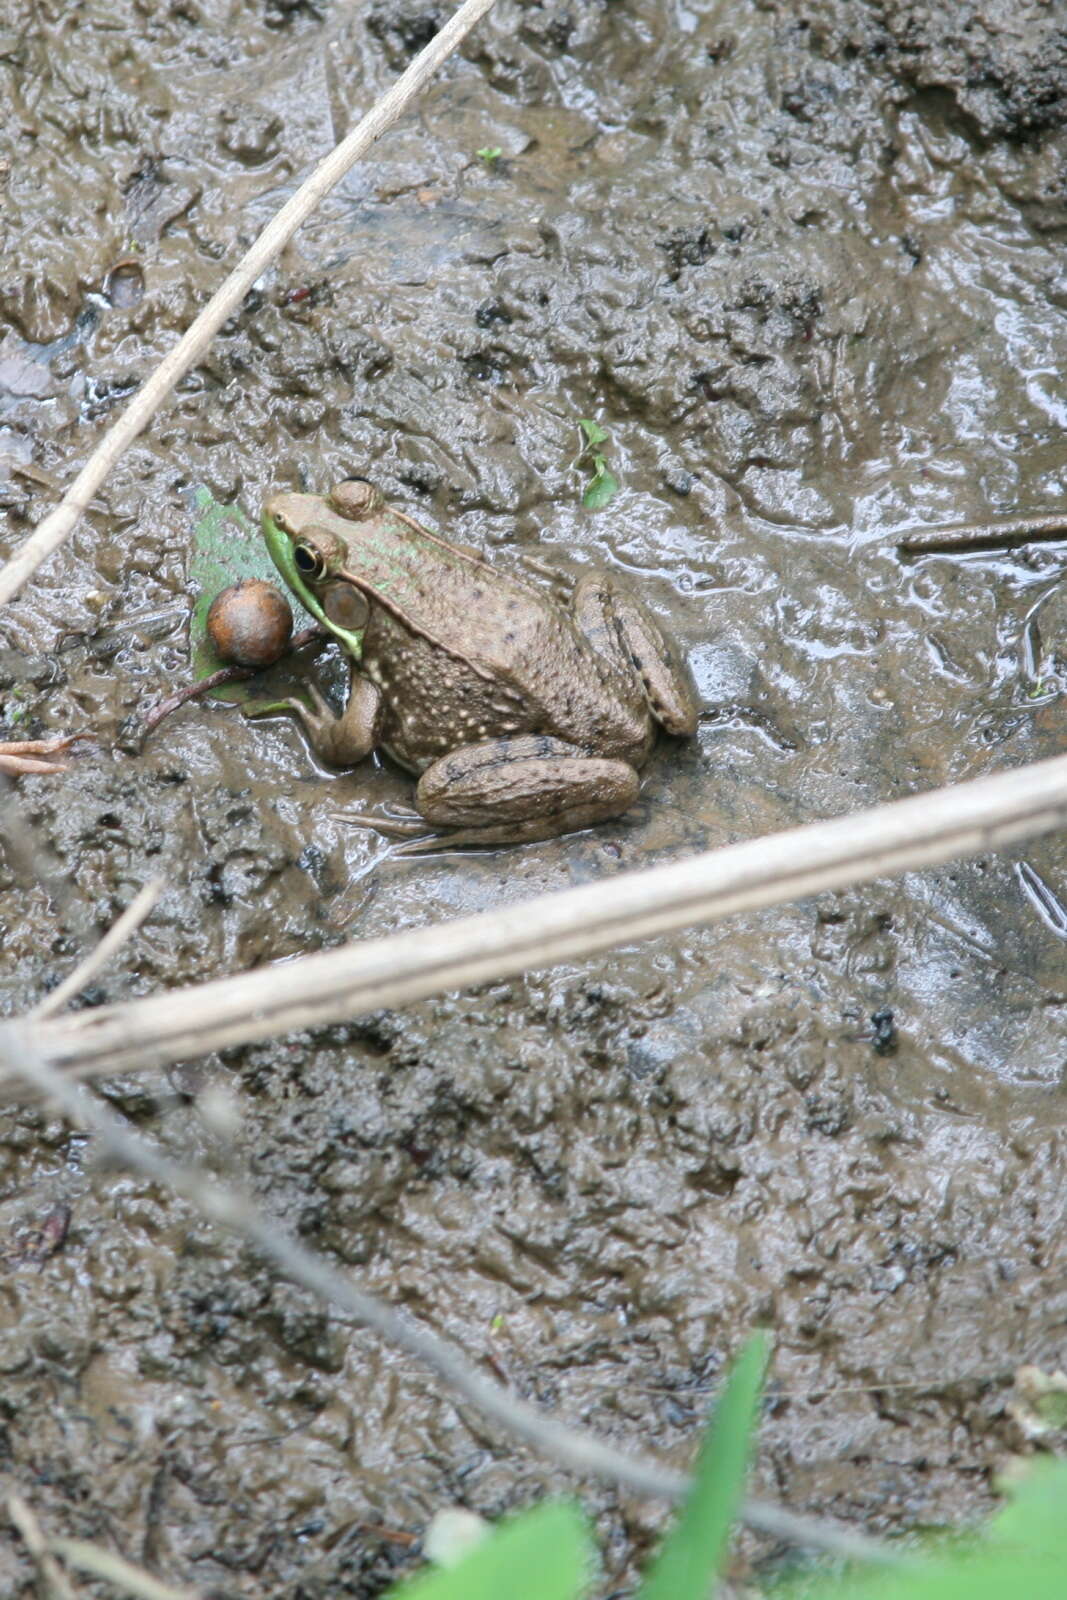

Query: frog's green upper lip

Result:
[261,499,366,660]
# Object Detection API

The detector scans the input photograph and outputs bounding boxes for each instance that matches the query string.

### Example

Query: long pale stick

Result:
[48,1539,202,1600]
[0,0,499,607]
[0,1025,903,1568]
[13,751,1067,1089]
[7,1495,78,1600]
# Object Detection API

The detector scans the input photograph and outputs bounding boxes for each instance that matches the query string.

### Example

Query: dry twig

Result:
[0,1024,903,1570]
[9,750,1067,1091]
[0,0,500,608]
[0,735,90,778]
[7,1493,79,1600]
[30,879,164,1021]
[139,624,326,742]
[48,1539,202,1600]
[896,513,1067,553]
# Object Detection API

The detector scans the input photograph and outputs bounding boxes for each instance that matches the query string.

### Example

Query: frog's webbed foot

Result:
[408,733,641,849]
[571,573,699,737]
[0,735,90,777]
[248,671,382,768]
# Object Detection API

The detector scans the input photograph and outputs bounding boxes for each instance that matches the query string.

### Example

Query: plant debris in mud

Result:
[575,419,620,512]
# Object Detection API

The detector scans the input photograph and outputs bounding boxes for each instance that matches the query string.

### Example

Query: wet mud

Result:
[2,0,1067,1593]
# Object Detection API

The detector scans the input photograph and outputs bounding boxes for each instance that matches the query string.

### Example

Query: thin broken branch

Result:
[31,879,164,1021]
[0,735,91,778]
[7,1494,79,1600]
[0,0,500,608]
[48,1539,202,1600]
[896,513,1067,553]
[139,624,326,743]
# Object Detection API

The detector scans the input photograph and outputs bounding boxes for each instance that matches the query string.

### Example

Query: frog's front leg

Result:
[254,662,382,768]
[572,573,699,737]
[408,733,641,848]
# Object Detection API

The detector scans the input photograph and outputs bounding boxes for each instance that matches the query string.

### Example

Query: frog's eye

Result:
[330,478,384,521]
[293,542,327,580]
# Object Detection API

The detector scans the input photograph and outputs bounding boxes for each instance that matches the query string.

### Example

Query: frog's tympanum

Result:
[261,478,698,848]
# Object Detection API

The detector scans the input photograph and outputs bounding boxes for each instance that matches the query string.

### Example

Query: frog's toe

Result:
[329,804,427,840]
[645,671,700,739]
[391,831,463,856]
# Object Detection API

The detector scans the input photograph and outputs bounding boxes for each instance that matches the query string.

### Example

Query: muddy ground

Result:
[1,0,1067,1594]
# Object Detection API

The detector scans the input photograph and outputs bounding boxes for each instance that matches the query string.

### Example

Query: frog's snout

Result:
[261,489,303,535]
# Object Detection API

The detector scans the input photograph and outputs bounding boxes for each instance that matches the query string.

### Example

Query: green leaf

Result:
[186,485,313,703]
[477,146,503,164]
[637,1333,768,1600]
[774,1458,1067,1600]
[582,462,619,511]
[578,418,609,447]
[386,1500,591,1600]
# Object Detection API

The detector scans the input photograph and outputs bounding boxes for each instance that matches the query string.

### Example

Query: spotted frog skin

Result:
[261,478,699,848]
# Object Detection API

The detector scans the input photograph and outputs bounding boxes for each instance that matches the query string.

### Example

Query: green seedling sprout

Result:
[575,417,619,510]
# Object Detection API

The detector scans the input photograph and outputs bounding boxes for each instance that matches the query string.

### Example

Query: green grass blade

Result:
[775,1459,1067,1600]
[386,1500,592,1600]
[637,1332,769,1600]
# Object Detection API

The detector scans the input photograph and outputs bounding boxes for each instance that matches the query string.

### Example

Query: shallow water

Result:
[2,0,1067,1593]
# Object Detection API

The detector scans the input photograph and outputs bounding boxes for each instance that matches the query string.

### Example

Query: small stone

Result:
[663,467,693,497]
[423,1508,488,1569]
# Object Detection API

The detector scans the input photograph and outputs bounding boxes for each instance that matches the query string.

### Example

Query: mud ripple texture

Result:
[2,0,1067,1594]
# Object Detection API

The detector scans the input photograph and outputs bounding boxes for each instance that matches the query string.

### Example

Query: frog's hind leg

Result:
[405,733,641,850]
[572,573,699,737]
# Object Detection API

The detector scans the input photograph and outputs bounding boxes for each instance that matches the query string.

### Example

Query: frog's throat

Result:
[261,512,364,660]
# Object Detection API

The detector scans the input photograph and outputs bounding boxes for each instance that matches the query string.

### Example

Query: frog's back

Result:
[354,521,650,769]
[344,509,522,625]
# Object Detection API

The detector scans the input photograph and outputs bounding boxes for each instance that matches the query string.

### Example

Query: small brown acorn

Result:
[206,580,293,669]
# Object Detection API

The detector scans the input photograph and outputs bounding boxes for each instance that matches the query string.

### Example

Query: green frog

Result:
[261,478,698,848]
